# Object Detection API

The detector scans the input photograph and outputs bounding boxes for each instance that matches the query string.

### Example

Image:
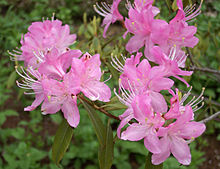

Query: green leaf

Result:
[0,114,6,126]
[172,0,178,12]
[7,71,17,89]
[52,118,74,166]
[145,152,163,169]
[80,99,106,145]
[101,96,127,111]
[165,0,172,11]
[98,119,114,169]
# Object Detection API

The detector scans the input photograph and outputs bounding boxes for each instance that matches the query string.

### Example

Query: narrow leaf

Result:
[52,118,74,165]
[80,99,105,145]
[101,96,127,111]
[145,152,163,169]
[165,0,172,11]
[98,119,114,169]
[7,71,17,89]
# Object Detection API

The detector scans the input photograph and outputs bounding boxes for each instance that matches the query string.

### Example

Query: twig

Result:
[200,111,220,123]
[186,47,195,66]
[78,95,120,121]
[189,66,220,76]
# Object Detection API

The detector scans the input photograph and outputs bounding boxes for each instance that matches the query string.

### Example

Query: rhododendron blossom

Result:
[150,46,193,86]
[94,0,123,38]
[121,95,165,154]
[9,17,77,67]
[113,52,174,113]
[152,106,206,165]
[124,3,168,57]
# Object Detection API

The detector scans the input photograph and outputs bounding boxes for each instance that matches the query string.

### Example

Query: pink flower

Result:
[94,0,123,38]
[152,106,206,165]
[173,0,203,23]
[121,95,165,154]
[41,75,80,128]
[70,52,111,102]
[124,3,168,57]
[126,0,160,16]
[113,52,174,113]
[165,87,205,120]
[15,66,46,111]
[150,46,193,86]
[151,0,201,55]
[10,17,76,67]
[38,47,82,80]
[40,52,111,127]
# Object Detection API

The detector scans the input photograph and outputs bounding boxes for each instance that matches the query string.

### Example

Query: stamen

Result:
[179,86,192,105]
[192,102,204,112]
[33,51,44,63]
[187,87,205,107]
[125,0,133,10]
[101,2,111,12]
[103,74,112,83]
[8,50,23,61]
[52,12,55,21]
[121,54,127,62]
[111,54,124,72]
[114,88,128,105]
[184,0,203,22]
[94,2,111,17]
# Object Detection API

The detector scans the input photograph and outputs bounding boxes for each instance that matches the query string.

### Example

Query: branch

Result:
[185,47,220,76]
[189,66,220,76]
[78,95,120,121]
[186,47,195,66]
[200,111,220,123]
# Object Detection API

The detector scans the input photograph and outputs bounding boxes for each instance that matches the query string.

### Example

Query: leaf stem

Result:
[78,95,120,121]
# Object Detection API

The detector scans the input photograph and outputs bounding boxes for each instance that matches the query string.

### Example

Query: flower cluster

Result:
[95,0,205,165]
[10,16,111,128]
[9,0,206,166]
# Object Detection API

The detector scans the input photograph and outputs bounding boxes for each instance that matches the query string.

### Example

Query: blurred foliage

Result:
[0,0,219,169]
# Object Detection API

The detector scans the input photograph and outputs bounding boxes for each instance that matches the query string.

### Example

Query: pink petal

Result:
[152,136,171,165]
[170,136,191,165]
[126,35,145,54]
[121,123,147,141]
[117,113,134,138]
[149,91,167,113]
[81,81,111,102]
[149,77,174,92]
[24,93,44,111]
[61,96,80,128]
[144,127,161,154]
[41,100,61,115]
[179,122,206,139]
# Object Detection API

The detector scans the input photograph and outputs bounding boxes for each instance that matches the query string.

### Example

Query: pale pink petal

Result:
[41,100,61,115]
[149,77,174,92]
[179,122,206,139]
[61,96,80,128]
[126,35,145,54]
[117,113,134,138]
[103,21,111,38]
[149,91,167,113]
[60,49,82,72]
[170,136,191,165]
[152,136,171,165]
[121,123,147,141]
[81,81,111,102]
[24,94,44,111]
[144,127,161,154]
